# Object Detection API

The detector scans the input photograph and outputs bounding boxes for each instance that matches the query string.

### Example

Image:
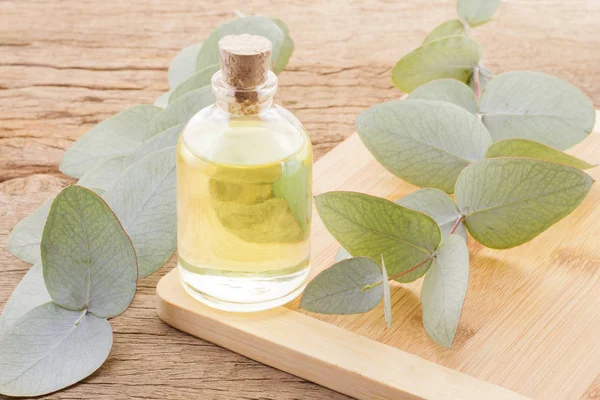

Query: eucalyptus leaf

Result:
[149,87,215,135]
[455,158,593,249]
[168,42,203,89]
[457,0,502,27]
[335,247,351,262]
[316,192,441,282]
[468,65,493,94]
[271,18,294,74]
[396,188,466,238]
[480,71,596,150]
[0,302,112,397]
[0,263,50,336]
[123,125,183,168]
[77,156,127,193]
[421,235,469,348]
[423,20,466,44]
[59,105,162,178]
[408,79,478,114]
[7,197,54,264]
[356,99,492,193]
[196,16,286,72]
[392,36,482,93]
[300,257,383,314]
[381,256,392,328]
[103,147,177,278]
[169,64,220,103]
[41,185,137,318]
[272,157,312,231]
[486,139,594,170]
[154,90,174,108]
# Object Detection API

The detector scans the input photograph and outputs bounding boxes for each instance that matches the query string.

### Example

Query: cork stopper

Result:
[219,34,272,89]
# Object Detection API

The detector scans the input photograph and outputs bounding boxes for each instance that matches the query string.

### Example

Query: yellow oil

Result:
[176,115,312,310]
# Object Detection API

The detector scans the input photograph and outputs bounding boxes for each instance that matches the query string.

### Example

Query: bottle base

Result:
[178,264,310,312]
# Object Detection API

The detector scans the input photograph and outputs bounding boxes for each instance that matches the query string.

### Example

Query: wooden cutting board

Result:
[157,112,600,400]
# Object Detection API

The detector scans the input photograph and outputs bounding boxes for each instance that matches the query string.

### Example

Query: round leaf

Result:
[270,18,294,74]
[480,71,596,150]
[168,42,203,89]
[455,158,594,249]
[423,20,466,44]
[59,105,162,178]
[77,155,127,194]
[0,303,112,397]
[316,191,441,282]
[7,197,54,264]
[123,125,183,168]
[421,235,469,348]
[41,185,137,318]
[154,90,174,108]
[169,64,220,104]
[103,147,177,278]
[300,257,383,314]
[392,36,482,93]
[457,0,502,27]
[408,79,478,114]
[356,99,492,193]
[486,138,594,170]
[396,188,466,238]
[148,87,215,136]
[335,247,351,262]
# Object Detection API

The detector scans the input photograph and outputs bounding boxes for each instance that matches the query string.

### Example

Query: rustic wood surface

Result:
[1,0,599,399]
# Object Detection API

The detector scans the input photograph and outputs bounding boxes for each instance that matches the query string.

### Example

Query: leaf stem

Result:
[449,215,465,235]
[387,254,436,281]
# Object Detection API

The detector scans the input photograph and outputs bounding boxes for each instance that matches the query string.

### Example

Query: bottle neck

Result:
[212,70,278,116]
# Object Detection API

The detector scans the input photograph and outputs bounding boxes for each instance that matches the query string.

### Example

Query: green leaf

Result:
[480,71,596,150]
[0,263,51,336]
[457,0,502,27]
[7,197,54,264]
[154,90,173,108]
[486,139,594,170]
[356,99,492,193]
[316,192,441,282]
[380,256,392,328]
[59,105,162,178]
[123,125,183,168]
[168,42,203,89]
[408,79,478,114]
[103,147,177,278]
[423,20,466,44]
[77,155,127,193]
[468,65,493,94]
[149,87,215,136]
[196,16,286,72]
[455,158,593,249]
[300,257,383,314]
[421,235,469,348]
[41,185,137,318]
[271,18,294,74]
[396,188,466,238]
[392,36,482,93]
[0,302,112,397]
[169,64,220,104]
[335,247,351,262]
[272,156,312,231]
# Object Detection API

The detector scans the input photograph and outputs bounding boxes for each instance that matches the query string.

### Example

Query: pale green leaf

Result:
[272,157,312,232]
[421,235,469,348]
[149,87,214,136]
[0,263,51,336]
[335,247,351,262]
[480,71,596,150]
[380,256,392,328]
[7,197,54,264]
[59,105,162,178]
[103,147,177,278]
[77,155,127,193]
[169,64,220,103]
[356,99,492,193]
[196,16,286,72]
[154,90,173,108]
[468,65,493,94]
[455,158,593,249]
[41,185,137,318]
[392,36,482,93]
[123,125,183,168]
[271,18,294,74]
[396,188,466,238]
[457,0,502,27]
[168,42,203,89]
[0,303,112,397]
[423,20,466,44]
[408,79,478,114]
[300,257,383,314]
[316,192,441,282]
[486,139,594,170]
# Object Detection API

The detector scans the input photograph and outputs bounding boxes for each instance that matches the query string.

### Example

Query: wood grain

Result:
[2,0,600,399]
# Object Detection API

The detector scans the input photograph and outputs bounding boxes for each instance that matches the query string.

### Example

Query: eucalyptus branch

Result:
[449,215,465,235]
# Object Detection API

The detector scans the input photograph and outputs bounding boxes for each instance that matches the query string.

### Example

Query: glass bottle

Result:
[176,34,313,312]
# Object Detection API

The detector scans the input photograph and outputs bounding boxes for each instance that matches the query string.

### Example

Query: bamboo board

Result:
[157,113,600,400]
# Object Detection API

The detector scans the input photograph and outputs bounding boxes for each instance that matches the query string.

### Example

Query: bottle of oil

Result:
[176,34,312,312]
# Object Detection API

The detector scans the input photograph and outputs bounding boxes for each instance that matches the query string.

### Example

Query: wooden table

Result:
[1,1,598,398]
